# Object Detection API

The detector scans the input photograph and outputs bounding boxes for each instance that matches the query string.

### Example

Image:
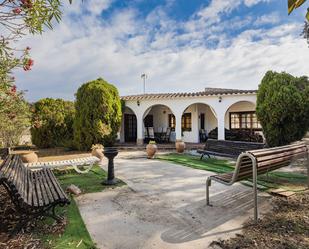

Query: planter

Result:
[20,151,38,163]
[146,143,157,159]
[102,147,118,185]
[91,148,104,164]
[175,140,186,153]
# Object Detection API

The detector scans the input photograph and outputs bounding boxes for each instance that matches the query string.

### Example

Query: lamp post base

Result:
[102,178,118,185]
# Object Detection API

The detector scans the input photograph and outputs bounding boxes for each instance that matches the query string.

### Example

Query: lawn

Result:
[157,153,308,191]
[37,165,124,249]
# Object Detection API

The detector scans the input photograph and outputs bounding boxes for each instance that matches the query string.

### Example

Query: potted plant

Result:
[175,140,186,153]
[91,144,104,163]
[146,140,157,159]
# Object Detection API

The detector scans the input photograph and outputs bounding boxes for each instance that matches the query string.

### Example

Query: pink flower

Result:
[13,8,22,14]
[23,58,34,71]
[11,85,17,93]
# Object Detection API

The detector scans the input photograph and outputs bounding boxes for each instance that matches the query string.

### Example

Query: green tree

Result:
[0,90,30,147]
[31,98,75,148]
[256,71,309,147]
[74,78,122,150]
[0,0,72,148]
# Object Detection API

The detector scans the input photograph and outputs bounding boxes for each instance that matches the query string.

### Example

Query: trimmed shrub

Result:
[256,71,309,147]
[31,98,75,148]
[73,78,122,150]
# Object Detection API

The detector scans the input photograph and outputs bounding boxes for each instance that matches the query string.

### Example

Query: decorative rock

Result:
[66,184,82,195]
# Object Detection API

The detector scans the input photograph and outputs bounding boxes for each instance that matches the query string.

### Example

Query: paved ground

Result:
[76,153,271,249]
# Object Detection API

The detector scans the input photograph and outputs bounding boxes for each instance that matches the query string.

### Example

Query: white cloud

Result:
[254,12,280,26]
[15,1,309,102]
[244,0,271,7]
[86,0,113,15]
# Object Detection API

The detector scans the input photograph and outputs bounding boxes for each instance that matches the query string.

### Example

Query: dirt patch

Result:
[0,186,66,249]
[211,191,309,249]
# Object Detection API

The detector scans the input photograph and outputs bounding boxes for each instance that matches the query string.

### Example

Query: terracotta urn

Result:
[175,140,186,153]
[91,148,104,163]
[20,151,38,163]
[146,143,157,159]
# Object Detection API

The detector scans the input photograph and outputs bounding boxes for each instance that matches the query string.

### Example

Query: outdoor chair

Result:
[144,127,159,143]
[161,127,171,143]
[25,156,100,174]
[206,142,309,222]
[199,129,208,143]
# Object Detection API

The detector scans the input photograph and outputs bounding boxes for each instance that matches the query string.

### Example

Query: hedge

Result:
[31,98,75,148]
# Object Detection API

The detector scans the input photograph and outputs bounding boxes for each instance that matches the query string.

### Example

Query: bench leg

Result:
[253,161,258,223]
[307,153,309,189]
[206,178,211,206]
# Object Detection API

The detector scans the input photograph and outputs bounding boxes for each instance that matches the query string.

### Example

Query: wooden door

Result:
[124,114,137,142]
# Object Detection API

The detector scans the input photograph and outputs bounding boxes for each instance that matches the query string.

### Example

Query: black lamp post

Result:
[102,147,118,185]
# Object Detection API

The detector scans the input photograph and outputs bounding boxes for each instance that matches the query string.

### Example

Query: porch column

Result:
[217,111,225,140]
[136,114,144,145]
[175,112,182,141]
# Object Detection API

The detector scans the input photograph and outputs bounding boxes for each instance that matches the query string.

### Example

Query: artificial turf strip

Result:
[157,154,234,173]
[157,153,307,191]
[39,165,124,249]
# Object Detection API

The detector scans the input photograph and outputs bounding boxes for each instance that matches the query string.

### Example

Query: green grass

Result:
[37,165,124,249]
[157,153,307,191]
[55,165,124,194]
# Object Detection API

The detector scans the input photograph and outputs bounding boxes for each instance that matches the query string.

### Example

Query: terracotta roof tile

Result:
[121,87,257,101]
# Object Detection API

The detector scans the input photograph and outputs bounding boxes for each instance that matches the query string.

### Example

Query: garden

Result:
[1,1,309,249]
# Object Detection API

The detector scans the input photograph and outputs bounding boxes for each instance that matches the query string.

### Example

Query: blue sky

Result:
[16,0,309,101]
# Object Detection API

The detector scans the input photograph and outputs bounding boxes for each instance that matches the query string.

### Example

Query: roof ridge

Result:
[121,88,257,101]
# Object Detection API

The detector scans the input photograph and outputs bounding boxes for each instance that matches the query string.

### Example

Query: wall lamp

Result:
[218,96,222,103]
[137,100,140,106]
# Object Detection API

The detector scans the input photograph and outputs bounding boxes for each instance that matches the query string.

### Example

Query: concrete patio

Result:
[76,153,271,249]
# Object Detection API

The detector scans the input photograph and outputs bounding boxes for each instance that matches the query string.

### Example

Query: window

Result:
[168,114,175,130]
[230,112,262,130]
[182,113,192,131]
[168,113,192,131]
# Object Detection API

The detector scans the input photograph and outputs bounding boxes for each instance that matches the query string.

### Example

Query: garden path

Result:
[76,152,271,249]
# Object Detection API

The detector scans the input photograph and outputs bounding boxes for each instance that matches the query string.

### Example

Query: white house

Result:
[120,88,262,145]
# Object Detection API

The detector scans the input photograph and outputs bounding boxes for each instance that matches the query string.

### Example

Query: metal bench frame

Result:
[206,142,309,223]
[0,155,70,234]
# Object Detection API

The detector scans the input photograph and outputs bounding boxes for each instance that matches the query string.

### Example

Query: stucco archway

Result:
[141,104,176,142]
[180,103,218,143]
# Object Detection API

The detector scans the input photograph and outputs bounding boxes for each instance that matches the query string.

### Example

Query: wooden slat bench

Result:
[205,142,309,222]
[198,139,265,159]
[0,154,70,233]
